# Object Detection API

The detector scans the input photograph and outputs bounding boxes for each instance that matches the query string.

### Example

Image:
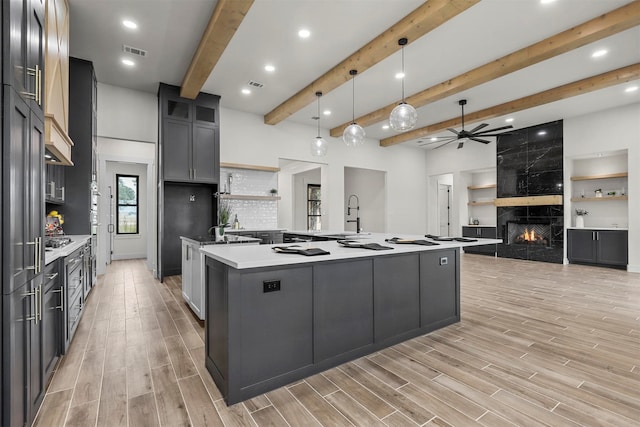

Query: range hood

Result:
[45,114,74,165]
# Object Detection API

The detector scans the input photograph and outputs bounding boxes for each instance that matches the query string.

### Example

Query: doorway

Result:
[105,161,148,261]
[438,183,452,236]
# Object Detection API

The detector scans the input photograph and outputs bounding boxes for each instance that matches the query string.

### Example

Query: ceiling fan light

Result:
[343,123,366,147]
[389,102,418,131]
[311,136,328,156]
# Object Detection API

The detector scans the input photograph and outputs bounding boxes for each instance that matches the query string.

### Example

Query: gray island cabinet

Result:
[201,234,500,405]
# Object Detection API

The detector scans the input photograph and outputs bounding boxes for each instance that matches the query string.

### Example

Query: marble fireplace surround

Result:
[496,120,564,264]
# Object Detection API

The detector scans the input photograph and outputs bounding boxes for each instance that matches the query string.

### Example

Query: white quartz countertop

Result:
[566,226,628,231]
[44,235,91,265]
[200,233,502,269]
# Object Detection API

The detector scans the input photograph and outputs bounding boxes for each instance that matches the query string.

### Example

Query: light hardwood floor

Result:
[34,255,640,426]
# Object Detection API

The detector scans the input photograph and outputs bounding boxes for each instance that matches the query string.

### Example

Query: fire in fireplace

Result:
[507,222,551,246]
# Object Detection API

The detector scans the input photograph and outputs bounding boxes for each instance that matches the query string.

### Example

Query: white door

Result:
[438,184,451,236]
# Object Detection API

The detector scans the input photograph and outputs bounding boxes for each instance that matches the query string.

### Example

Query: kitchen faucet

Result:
[346,194,361,233]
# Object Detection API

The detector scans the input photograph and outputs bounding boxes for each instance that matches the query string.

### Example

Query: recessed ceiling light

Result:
[122,19,137,29]
[382,125,390,130]
[540,0,556,4]
[298,29,310,39]
[323,110,331,116]
[241,88,251,95]
[431,137,438,141]
[264,64,275,72]
[395,72,405,79]
[505,118,514,123]
[121,58,135,66]
[624,86,638,93]
[537,131,547,136]
[591,49,607,58]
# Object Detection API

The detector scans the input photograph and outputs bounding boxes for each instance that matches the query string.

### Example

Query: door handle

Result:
[53,286,65,312]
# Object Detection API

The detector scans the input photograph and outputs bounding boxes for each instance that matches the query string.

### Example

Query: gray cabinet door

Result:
[567,230,597,263]
[373,254,420,342]
[237,267,313,387]
[420,250,458,327]
[192,123,218,183]
[313,260,374,362]
[163,118,192,181]
[42,263,60,380]
[3,282,29,427]
[597,231,628,266]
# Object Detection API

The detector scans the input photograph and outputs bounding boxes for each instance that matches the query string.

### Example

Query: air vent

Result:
[247,80,264,88]
[123,44,147,57]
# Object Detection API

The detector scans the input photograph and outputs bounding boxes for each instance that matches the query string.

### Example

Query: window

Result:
[307,184,321,231]
[116,174,139,234]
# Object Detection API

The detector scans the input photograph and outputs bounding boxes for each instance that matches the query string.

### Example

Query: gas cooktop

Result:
[45,236,72,248]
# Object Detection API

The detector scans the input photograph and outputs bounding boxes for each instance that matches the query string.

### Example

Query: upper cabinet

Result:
[159,83,220,184]
[43,0,73,165]
[3,0,45,118]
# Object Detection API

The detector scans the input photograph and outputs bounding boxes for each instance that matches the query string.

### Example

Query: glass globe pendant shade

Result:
[389,102,418,131]
[311,136,328,156]
[343,123,366,147]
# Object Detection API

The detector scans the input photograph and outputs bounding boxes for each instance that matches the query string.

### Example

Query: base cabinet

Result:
[205,249,460,405]
[181,240,204,320]
[462,226,496,255]
[567,229,628,268]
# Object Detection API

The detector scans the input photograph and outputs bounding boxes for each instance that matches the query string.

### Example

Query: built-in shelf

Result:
[220,162,280,172]
[571,196,628,202]
[570,172,628,181]
[219,194,281,201]
[468,201,495,206]
[467,184,496,190]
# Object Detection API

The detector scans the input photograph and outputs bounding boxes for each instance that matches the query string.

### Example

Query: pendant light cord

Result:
[401,45,405,103]
[316,93,321,137]
[351,73,356,123]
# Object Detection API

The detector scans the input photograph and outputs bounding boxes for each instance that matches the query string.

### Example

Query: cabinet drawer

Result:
[68,291,83,338]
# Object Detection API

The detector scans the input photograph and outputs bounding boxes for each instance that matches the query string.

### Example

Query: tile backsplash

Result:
[221,168,278,229]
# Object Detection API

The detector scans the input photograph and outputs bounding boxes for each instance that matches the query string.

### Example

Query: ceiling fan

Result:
[419,99,513,149]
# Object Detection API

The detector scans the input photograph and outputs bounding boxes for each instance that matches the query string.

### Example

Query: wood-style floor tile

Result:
[37,257,639,427]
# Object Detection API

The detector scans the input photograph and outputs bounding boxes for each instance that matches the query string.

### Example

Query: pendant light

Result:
[389,37,417,132]
[310,91,328,156]
[343,69,365,147]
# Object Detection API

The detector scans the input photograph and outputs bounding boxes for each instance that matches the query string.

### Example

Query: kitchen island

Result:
[201,233,501,405]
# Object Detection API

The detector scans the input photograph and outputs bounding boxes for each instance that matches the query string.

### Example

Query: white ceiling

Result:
[69,0,640,149]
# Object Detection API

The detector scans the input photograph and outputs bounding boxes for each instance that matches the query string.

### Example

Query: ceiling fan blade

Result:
[418,137,457,145]
[468,123,489,134]
[469,137,491,144]
[475,125,514,134]
[457,141,464,149]
[446,128,461,135]
[475,133,513,137]
[433,140,454,149]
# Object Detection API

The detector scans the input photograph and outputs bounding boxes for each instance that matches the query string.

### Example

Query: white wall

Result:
[220,107,428,234]
[97,83,158,143]
[344,167,386,233]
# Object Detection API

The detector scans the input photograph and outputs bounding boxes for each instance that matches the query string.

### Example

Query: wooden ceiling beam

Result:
[332,0,640,137]
[380,63,640,147]
[180,0,254,99]
[263,0,480,126]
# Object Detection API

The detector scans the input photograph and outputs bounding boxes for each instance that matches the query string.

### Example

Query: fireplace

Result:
[507,221,551,247]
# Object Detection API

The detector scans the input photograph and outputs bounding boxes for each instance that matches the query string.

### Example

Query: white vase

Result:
[576,216,584,228]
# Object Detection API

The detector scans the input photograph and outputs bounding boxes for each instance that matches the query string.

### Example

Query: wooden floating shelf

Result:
[468,201,495,206]
[220,162,280,172]
[571,196,628,202]
[467,184,496,190]
[570,172,627,181]
[494,195,563,207]
[219,194,281,201]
